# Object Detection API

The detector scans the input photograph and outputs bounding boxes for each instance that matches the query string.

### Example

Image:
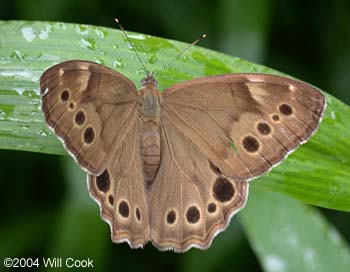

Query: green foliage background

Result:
[0,1,349,271]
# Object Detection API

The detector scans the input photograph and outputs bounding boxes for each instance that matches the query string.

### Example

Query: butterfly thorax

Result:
[139,77,161,185]
[138,87,161,121]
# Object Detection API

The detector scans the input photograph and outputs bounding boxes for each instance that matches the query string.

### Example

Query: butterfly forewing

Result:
[162,74,326,181]
[40,60,138,174]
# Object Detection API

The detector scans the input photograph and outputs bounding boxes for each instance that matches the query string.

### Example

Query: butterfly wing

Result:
[88,113,150,248]
[148,116,248,251]
[41,61,150,246]
[161,73,326,181]
[40,60,138,175]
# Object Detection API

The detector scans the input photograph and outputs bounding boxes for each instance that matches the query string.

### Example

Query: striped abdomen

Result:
[140,120,161,185]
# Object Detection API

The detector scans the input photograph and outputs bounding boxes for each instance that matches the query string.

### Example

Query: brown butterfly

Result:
[39,25,326,252]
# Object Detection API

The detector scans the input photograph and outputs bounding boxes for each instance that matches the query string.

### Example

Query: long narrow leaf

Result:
[0,20,349,211]
[240,186,350,272]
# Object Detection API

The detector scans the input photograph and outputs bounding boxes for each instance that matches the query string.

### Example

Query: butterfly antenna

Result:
[156,33,207,75]
[114,18,149,75]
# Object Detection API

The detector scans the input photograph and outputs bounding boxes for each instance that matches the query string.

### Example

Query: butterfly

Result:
[39,24,326,252]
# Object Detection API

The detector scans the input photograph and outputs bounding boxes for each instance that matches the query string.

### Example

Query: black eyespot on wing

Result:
[60,89,69,101]
[272,114,280,121]
[213,177,235,203]
[135,207,141,221]
[186,206,200,224]
[84,127,95,144]
[118,201,129,218]
[166,210,176,224]
[207,202,217,213]
[257,122,271,135]
[96,170,110,193]
[242,136,259,152]
[75,110,86,125]
[279,104,293,116]
[108,194,114,205]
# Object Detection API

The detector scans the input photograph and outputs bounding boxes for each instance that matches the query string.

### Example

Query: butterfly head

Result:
[141,71,158,88]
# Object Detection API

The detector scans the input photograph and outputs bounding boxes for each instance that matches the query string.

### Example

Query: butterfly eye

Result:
[140,73,158,87]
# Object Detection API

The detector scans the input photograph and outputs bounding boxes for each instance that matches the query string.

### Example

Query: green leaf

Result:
[240,186,350,272]
[0,20,349,211]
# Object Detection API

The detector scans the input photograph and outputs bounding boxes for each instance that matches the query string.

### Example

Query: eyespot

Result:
[213,177,235,203]
[166,210,177,225]
[108,194,114,206]
[60,89,70,101]
[118,200,130,218]
[96,170,110,193]
[272,114,280,121]
[186,206,201,224]
[242,136,259,152]
[84,127,95,144]
[279,103,293,116]
[207,202,217,213]
[134,207,141,221]
[257,122,271,135]
[75,110,86,125]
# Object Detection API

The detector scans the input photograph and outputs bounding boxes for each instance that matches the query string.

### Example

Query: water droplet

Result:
[80,37,96,50]
[39,129,49,136]
[128,34,146,40]
[148,54,157,64]
[55,22,67,30]
[10,50,26,61]
[0,70,40,82]
[21,27,36,42]
[331,111,336,120]
[13,87,25,95]
[263,255,286,272]
[113,60,122,68]
[94,59,104,65]
[38,53,60,61]
[95,28,107,39]
[76,25,89,35]
[39,24,52,40]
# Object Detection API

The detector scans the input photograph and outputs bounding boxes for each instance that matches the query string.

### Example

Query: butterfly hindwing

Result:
[148,115,248,251]
[88,113,150,248]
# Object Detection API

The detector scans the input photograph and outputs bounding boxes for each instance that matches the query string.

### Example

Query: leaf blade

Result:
[240,187,350,272]
[0,20,349,210]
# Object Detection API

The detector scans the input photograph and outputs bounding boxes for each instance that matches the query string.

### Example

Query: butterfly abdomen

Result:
[140,120,161,185]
